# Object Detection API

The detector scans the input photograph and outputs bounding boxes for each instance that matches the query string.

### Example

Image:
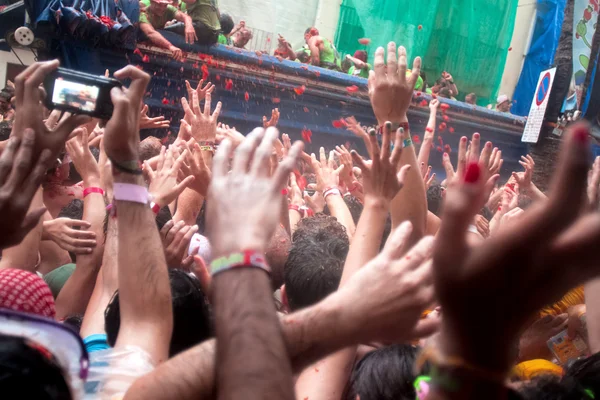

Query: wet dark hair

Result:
[0,121,12,141]
[0,334,72,400]
[63,314,83,334]
[284,215,348,310]
[219,13,235,35]
[105,269,212,357]
[58,199,84,221]
[323,195,363,225]
[518,352,600,400]
[346,345,427,400]
[427,184,444,217]
[155,206,173,231]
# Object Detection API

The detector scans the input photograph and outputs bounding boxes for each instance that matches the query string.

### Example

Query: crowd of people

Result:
[0,40,599,400]
[134,0,514,109]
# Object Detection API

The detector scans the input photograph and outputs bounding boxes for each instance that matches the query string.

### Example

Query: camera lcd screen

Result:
[52,78,100,112]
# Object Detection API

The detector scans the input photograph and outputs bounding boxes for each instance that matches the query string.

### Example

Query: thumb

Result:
[193,254,212,296]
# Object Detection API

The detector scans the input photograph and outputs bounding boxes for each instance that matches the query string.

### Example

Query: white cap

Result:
[496,94,509,104]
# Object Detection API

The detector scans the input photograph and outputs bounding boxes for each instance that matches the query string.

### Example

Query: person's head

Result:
[149,0,171,15]
[341,57,353,73]
[219,13,235,35]
[234,28,252,48]
[427,184,444,217]
[324,195,363,225]
[58,199,84,221]
[304,27,319,42]
[0,269,56,318]
[496,94,512,112]
[437,87,452,99]
[0,334,72,400]
[139,136,163,162]
[518,352,600,400]
[353,50,368,63]
[0,120,12,142]
[465,93,477,105]
[265,224,291,291]
[283,215,349,311]
[105,269,212,357]
[346,345,427,400]
[0,89,13,113]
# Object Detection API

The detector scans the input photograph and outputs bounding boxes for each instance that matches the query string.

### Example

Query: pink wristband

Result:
[323,187,341,199]
[113,183,150,204]
[83,187,104,198]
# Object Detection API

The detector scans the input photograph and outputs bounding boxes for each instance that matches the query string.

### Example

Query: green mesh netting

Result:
[334,0,518,106]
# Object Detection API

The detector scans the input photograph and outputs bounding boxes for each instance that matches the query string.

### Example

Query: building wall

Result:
[499,0,537,100]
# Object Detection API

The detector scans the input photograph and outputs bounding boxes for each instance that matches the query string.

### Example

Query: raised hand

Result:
[433,122,600,375]
[103,65,150,163]
[207,127,302,258]
[65,127,101,185]
[334,144,356,189]
[12,61,91,166]
[303,184,325,214]
[160,219,199,270]
[512,154,535,190]
[327,222,438,343]
[311,147,344,192]
[368,42,421,124]
[177,141,211,197]
[185,79,215,102]
[288,172,304,208]
[429,98,440,111]
[139,104,170,130]
[145,146,194,208]
[423,165,435,189]
[42,217,96,254]
[350,123,409,203]
[182,91,221,143]
[216,123,245,147]
[0,129,50,249]
[263,108,280,128]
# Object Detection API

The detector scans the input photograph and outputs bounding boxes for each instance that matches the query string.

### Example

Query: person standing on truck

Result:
[304,27,342,71]
[346,50,371,78]
[166,0,222,45]
[139,0,196,59]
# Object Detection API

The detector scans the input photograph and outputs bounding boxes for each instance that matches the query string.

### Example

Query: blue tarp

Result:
[24,0,139,48]
[512,0,566,116]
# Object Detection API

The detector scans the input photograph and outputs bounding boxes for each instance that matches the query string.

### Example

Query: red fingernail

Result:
[574,126,589,144]
[464,162,480,183]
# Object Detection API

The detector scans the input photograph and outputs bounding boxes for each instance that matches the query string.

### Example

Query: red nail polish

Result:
[574,126,589,144]
[464,162,480,183]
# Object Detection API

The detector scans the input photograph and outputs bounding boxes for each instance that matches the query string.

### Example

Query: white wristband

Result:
[323,188,341,199]
[113,183,151,205]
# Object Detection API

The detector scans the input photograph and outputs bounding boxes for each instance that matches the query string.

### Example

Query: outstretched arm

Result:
[417,99,439,173]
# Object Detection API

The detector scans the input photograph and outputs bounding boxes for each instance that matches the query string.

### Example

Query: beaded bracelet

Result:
[210,250,271,277]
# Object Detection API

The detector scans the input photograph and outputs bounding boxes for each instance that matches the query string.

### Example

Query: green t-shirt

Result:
[180,0,220,31]
[217,33,230,45]
[139,0,178,29]
[348,64,371,79]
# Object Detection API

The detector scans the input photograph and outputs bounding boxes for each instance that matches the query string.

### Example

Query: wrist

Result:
[364,195,390,211]
[113,173,145,186]
[83,177,102,188]
[41,221,52,240]
[377,114,408,126]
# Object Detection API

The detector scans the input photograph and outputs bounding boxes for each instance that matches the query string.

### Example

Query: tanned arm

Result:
[417,99,439,172]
